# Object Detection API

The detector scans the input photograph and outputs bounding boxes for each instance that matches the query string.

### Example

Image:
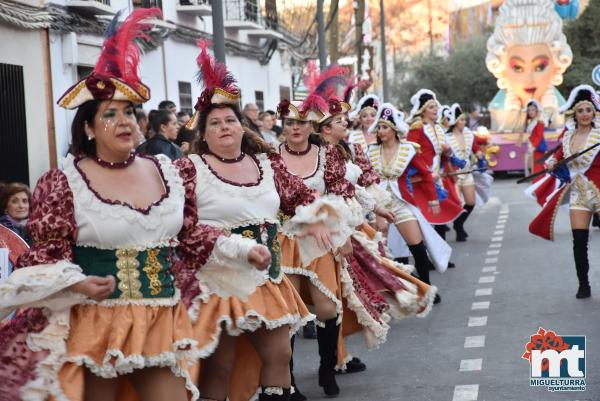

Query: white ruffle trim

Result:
[282,266,343,326]
[62,154,185,231]
[75,237,178,252]
[81,290,180,307]
[339,263,389,350]
[190,153,276,200]
[366,183,393,207]
[0,261,87,320]
[193,306,315,359]
[20,305,201,401]
[354,185,376,215]
[351,229,414,275]
[198,234,269,300]
[282,195,356,266]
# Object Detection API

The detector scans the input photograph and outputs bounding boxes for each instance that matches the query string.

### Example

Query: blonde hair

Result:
[486,0,572,89]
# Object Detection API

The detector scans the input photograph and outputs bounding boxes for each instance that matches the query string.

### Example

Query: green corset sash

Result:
[73,246,175,300]
[230,223,281,281]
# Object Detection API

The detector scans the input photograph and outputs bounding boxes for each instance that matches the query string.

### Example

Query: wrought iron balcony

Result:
[66,0,115,15]
[177,0,212,17]
[223,0,281,38]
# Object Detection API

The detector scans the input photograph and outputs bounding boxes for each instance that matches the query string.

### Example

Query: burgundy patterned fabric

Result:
[352,143,380,188]
[268,153,318,216]
[173,157,225,308]
[324,144,355,198]
[17,169,77,268]
[0,309,49,401]
[2,169,76,401]
[351,238,406,294]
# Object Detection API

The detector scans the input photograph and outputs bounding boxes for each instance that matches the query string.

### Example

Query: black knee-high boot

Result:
[317,318,340,397]
[289,335,307,401]
[453,204,474,242]
[408,242,441,304]
[259,387,291,401]
[573,229,591,299]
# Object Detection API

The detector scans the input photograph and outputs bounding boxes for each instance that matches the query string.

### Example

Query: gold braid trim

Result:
[58,80,87,109]
[142,248,163,296]
[115,249,143,299]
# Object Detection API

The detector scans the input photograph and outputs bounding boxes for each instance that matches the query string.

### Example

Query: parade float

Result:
[484,0,573,172]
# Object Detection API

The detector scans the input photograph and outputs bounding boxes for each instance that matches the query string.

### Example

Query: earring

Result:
[87,136,94,141]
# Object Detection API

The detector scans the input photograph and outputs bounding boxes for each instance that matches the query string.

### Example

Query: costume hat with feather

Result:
[57,9,161,109]
[559,84,600,116]
[368,103,409,135]
[437,104,451,125]
[348,94,380,120]
[408,88,440,120]
[446,103,467,127]
[186,40,241,130]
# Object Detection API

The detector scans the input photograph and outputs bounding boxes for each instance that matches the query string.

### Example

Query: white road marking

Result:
[491,236,503,242]
[475,288,493,296]
[472,301,490,310]
[464,335,485,348]
[487,250,500,256]
[478,276,495,284]
[489,243,502,248]
[484,257,498,264]
[493,230,504,235]
[460,359,483,372]
[468,316,488,327]
[452,385,479,401]
[482,266,496,273]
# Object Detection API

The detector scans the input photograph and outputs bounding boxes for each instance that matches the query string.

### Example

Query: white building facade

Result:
[0,0,304,185]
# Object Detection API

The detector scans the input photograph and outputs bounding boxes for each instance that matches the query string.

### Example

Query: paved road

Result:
[293,178,600,401]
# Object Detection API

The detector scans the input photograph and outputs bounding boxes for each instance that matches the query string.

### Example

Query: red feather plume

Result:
[195,40,238,94]
[93,8,162,88]
[300,92,327,115]
[306,64,349,99]
[343,75,357,104]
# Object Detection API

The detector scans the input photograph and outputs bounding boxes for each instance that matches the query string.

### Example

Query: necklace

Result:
[94,152,136,169]
[208,151,245,164]
[284,142,311,156]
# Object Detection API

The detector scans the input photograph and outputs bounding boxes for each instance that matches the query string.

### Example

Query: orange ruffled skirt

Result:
[54,301,198,401]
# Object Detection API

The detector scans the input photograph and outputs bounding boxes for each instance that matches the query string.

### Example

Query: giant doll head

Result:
[486,0,572,131]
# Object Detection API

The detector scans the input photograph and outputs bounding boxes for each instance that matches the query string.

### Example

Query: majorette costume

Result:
[0,9,203,401]
[347,94,380,150]
[276,70,377,397]
[316,74,437,375]
[173,42,342,401]
[525,100,548,176]
[444,103,494,240]
[406,89,464,225]
[366,103,451,290]
[529,84,600,299]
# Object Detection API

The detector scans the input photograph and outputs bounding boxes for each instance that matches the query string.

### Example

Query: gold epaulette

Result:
[409,120,423,130]
[405,141,422,153]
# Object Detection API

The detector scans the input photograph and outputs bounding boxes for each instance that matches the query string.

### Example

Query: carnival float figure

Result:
[529,85,600,300]
[486,0,573,132]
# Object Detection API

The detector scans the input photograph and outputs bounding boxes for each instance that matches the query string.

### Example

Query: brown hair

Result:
[0,183,31,214]
[316,116,352,161]
[192,103,275,156]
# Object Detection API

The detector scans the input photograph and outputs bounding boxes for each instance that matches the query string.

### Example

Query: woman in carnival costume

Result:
[445,104,493,241]
[318,81,437,316]
[437,104,452,131]
[0,9,204,401]
[529,84,600,299]
[172,42,345,401]
[406,89,464,268]
[275,73,368,398]
[314,69,436,375]
[347,94,381,150]
[524,100,548,177]
[366,102,448,305]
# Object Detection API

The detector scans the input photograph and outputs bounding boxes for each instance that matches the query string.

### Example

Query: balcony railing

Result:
[66,0,115,15]
[223,0,278,31]
[177,0,212,16]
